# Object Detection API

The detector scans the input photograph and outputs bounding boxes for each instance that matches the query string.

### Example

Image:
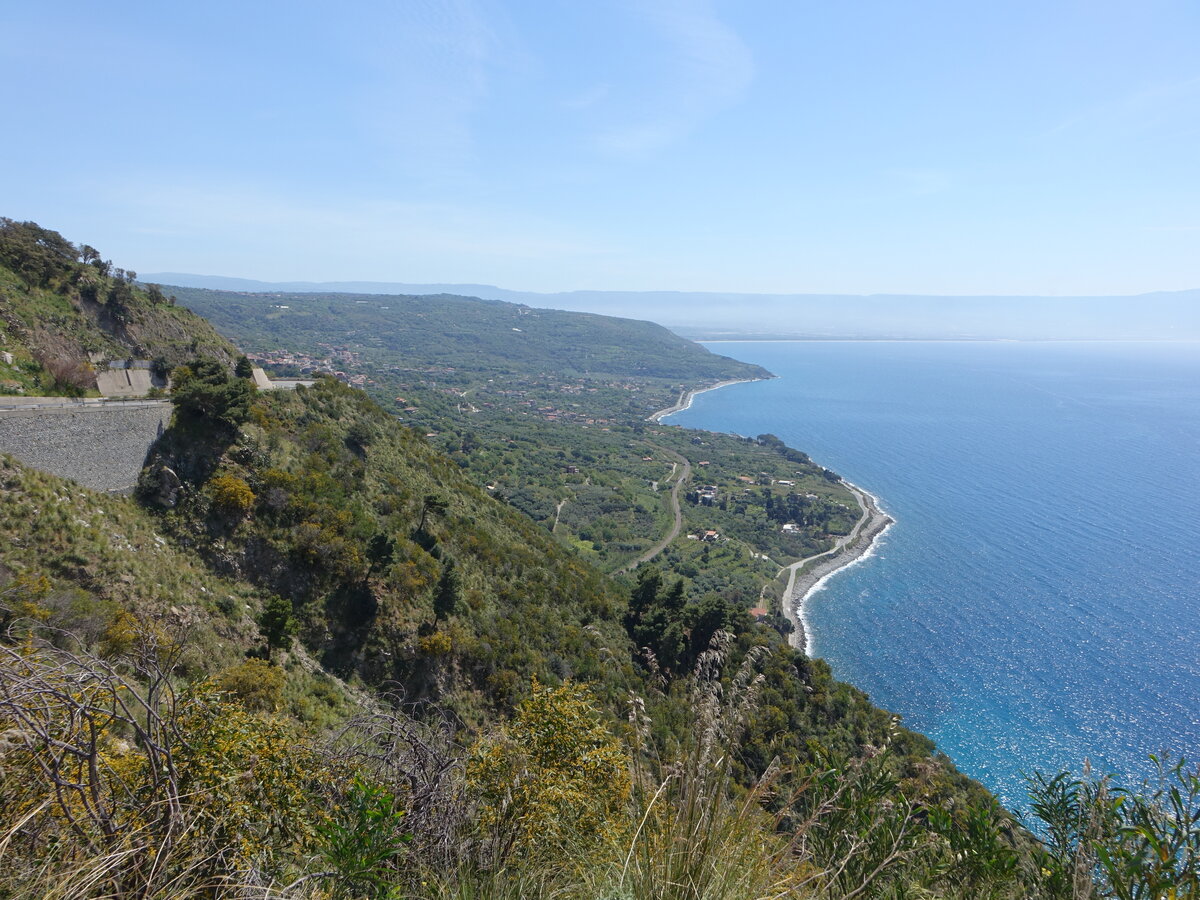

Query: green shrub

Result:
[170,357,253,430]
[316,775,411,899]
[215,658,285,712]
[467,680,630,869]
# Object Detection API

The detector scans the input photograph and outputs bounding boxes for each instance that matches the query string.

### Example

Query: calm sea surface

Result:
[666,341,1200,808]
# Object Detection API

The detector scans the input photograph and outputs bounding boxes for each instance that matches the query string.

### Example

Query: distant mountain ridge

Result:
[144,273,1200,341]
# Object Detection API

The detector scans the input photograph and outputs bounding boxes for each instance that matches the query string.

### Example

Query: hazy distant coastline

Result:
[145,273,1200,343]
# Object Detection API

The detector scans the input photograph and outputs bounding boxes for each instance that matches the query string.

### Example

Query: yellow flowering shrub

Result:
[214,657,286,712]
[171,689,336,864]
[0,657,341,894]
[209,473,255,518]
[417,629,452,656]
[467,680,631,867]
[0,572,51,634]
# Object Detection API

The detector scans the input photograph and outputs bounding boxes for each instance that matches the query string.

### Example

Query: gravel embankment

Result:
[0,403,170,493]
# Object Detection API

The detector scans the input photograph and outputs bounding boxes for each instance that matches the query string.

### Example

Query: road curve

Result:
[617,446,691,574]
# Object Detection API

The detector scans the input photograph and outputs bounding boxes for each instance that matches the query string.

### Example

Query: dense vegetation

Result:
[141,375,638,717]
[1,224,1196,897]
[4,515,1197,898]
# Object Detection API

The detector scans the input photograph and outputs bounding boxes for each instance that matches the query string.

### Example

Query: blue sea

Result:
[666,341,1200,808]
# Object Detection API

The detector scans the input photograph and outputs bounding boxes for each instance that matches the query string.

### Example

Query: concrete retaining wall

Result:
[0,402,171,493]
[96,368,161,397]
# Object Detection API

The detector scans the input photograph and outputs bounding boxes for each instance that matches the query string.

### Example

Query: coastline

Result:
[779,482,893,655]
[649,372,892,657]
[648,376,768,422]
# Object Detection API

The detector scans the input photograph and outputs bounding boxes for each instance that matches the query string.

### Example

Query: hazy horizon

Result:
[5,3,1199,296]
[145,272,1200,342]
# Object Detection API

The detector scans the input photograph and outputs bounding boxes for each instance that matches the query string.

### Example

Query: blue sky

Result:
[2,1,1198,294]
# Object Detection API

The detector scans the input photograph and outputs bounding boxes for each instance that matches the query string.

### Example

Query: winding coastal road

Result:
[638,379,891,652]
[617,446,691,574]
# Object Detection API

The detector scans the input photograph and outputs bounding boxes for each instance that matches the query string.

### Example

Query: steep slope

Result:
[142,375,639,716]
[0,219,236,396]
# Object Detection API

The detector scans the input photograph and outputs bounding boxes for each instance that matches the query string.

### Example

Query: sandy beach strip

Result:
[779,482,893,655]
[647,377,769,422]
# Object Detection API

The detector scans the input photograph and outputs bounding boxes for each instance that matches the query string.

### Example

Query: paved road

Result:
[780,483,869,605]
[618,446,691,574]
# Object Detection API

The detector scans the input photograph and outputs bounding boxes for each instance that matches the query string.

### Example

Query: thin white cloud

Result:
[342,0,514,173]
[595,0,754,157]
[1043,74,1200,140]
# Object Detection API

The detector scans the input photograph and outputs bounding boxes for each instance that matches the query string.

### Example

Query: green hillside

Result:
[161,283,862,596]
[143,374,639,717]
[0,219,236,396]
[166,286,770,386]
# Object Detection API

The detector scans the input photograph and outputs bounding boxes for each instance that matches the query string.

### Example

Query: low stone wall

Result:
[0,403,170,493]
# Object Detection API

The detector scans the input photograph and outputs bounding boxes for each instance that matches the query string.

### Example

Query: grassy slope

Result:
[0,454,357,726]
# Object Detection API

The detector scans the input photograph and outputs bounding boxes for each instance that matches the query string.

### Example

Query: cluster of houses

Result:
[246,347,369,385]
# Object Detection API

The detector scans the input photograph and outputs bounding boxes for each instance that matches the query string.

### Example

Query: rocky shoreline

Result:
[780,482,893,655]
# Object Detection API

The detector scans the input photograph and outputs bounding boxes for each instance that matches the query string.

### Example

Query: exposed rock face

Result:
[141,461,182,508]
[96,364,167,398]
